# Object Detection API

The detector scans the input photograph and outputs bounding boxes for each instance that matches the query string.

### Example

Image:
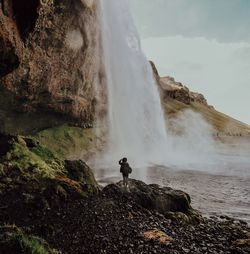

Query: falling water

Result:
[99,0,168,167]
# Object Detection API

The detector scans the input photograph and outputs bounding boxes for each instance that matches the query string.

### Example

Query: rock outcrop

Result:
[0,0,103,134]
[104,180,202,223]
[0,132,100,202]
[150,61,209,106]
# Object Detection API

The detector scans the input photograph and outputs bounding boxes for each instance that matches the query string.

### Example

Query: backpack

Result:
[128,166,132,174]
[121,163,132,174]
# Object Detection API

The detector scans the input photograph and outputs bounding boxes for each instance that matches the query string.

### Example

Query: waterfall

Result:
[99,0,168,167]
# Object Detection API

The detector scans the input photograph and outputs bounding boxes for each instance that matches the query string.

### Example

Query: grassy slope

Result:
[164,98,250,135]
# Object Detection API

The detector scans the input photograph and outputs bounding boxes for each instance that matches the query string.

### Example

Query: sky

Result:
[131,0,250,124]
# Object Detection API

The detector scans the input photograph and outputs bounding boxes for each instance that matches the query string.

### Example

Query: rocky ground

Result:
[0,133,249,254]
[0,181,249,254]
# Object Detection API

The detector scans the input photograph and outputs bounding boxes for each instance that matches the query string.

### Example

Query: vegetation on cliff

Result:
[35,125,104,160]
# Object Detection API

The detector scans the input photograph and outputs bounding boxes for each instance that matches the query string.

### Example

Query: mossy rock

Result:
[64,159,100,195]
[0,133,99,202]
[65,159,97,185]
[0,133,65,180]
[0,225,59,254]
[34,125,105,160]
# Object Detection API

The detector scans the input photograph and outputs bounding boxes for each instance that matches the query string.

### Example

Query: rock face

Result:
[150,61,209,106]
[0,0,103,134]
[160,76,192,104]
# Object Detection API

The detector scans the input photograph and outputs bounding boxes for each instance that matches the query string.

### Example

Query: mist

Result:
[165,110,219,169]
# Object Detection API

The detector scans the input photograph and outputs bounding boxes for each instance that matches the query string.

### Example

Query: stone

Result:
[143,229,173,244]
[64,159,98,188]
[0,0,103,134]
[103,179,202,223]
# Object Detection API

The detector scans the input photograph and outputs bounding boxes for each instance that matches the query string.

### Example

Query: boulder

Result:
[103,179,202,223]
[65,159,99,188]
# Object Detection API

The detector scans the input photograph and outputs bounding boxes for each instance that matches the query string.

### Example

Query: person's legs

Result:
[125,176,128,187]
[123,175,126,186]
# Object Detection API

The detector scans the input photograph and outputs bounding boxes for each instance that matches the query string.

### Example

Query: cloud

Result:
[175,62,204,72]
[131,0,250,43]
[231,46,250,64]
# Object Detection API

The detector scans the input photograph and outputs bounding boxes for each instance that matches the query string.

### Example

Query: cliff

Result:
[0,0,102,134]
[150,61,209,106]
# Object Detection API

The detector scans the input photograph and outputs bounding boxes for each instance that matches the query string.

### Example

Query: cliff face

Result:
[0,0,101,134]
[150,61,209,107]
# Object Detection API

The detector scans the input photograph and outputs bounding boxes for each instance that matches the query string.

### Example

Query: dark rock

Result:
[0,132,12,156]
[65,159,99,188]
[104,179,201,223]
[23,137,39,148]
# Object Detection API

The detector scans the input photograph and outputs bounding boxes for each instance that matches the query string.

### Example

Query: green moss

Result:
[35,125,104,160]
[2,136,64,179]
[0,132,100,198]
[65,160,98,186]
[0,225,59,254]
[32,145,56,161]
[13,233,53,254]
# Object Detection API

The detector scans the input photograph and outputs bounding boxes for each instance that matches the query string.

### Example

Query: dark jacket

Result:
[119,160,132,176]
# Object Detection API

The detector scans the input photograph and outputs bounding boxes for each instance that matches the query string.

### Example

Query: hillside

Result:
[165,99,250,136]
[149,62,250,137]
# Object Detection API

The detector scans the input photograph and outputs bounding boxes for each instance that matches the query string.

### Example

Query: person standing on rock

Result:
[119,157,132,188]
